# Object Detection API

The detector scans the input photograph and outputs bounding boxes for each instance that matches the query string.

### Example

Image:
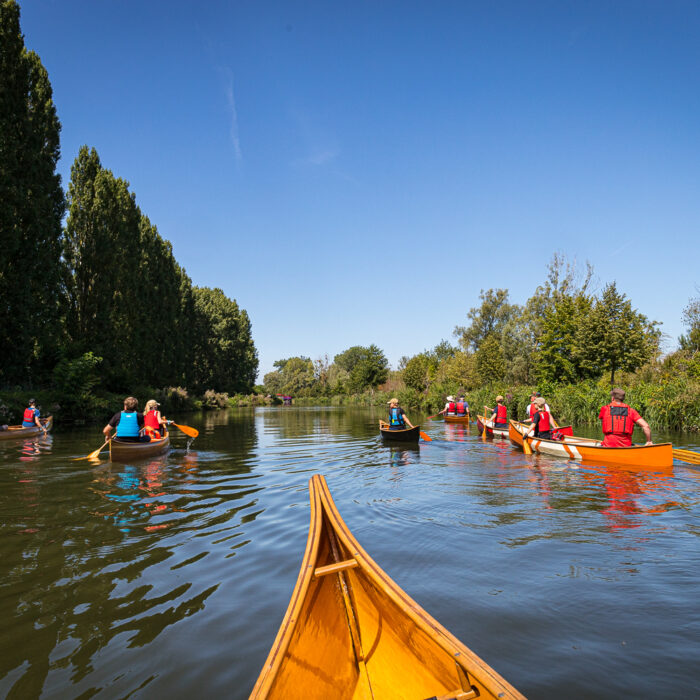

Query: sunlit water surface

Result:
[1,407,699,699]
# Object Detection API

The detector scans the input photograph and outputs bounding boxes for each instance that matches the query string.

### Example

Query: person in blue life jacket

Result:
[388,398,415,430]
[22,398,46,432]
[103,396,150,443]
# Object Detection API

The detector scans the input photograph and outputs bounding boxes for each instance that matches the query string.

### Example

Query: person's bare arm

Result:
[103,424,113,438]
[404,414,415,429]
[636,417,653,445]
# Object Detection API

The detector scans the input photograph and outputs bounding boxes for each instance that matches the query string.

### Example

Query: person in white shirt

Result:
[525,392,550,421]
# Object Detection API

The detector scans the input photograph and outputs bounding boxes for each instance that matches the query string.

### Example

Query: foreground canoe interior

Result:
[251,475,524,700]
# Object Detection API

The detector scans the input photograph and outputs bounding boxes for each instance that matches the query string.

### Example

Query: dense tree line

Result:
[0,1,257,398]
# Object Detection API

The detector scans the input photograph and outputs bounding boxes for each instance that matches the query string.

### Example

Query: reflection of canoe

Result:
[476,415,508,438]
[378,420,420,443]
[250,474,524,700]
[444,413,470,424]
[0,416,53,441]
[109,432,170,462]
[509,420,673,468]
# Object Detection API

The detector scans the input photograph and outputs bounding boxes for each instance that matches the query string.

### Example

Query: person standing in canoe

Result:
[487,395,508,428]
[599,388,652,447]
[388,398,415,430]
[455,396,470,418]
[438,396,456,416]
[22,398,46,433]
[143,400,168,439]
[104,397,150,442]
[524,398,552,440]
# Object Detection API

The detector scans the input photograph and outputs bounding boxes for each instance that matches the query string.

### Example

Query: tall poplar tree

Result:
[0,0,65,385]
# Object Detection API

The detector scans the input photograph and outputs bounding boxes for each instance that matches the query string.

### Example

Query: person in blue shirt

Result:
[22,398,45,432]
[103,396,149,442]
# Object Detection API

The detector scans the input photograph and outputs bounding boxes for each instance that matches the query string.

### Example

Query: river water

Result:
[0,407,698,699]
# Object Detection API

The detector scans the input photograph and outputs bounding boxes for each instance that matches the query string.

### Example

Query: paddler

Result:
[143,399,168,438]
[524,397,552,440]
[438,395,456,416]
[599,388,652,447]
[22,398,46,433]
[455,396,470,418]
[104,396,150,443]
[388,398,415,430]
[486,395,508,428]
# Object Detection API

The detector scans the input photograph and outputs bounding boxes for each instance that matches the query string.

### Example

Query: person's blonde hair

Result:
[144,399,159,414]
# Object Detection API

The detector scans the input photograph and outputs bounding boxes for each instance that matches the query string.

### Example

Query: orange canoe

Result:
[508,420,673,469]
[250,474,525,700]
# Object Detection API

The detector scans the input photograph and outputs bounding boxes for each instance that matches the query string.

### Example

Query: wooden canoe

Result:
[475,415,508,438]
[0,416,53,441]
[109,431,170,462]
[508,420,673,469]
[378,420,420,443]
[250,474,525,700]
[444,413,470,424]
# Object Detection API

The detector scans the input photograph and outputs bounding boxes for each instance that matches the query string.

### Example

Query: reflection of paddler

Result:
[599,388,652,447]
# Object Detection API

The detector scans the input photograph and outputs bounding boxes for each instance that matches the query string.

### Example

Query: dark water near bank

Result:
[1,407,699,699]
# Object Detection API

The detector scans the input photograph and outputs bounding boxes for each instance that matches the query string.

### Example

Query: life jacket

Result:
[447,401,455,414]
[495,404,507,423]
[529,401,537,418]
[389,407,405,428]
[600,403,635,437]
[116,411,140,438]
[22,407,37,426]
[456,401,467,415]
[535,410,550,433]
[144,410,160,431]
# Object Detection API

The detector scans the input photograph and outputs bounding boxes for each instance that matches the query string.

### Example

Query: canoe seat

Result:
[313,559,358,578]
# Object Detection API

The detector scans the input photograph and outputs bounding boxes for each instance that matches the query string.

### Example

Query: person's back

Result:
[599,388,651,447]
[456,398,468,416]
[492,396,507,427]
[22,400,40,428]
[105,396,148,442]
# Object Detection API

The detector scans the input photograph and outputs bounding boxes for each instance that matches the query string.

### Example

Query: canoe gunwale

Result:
[109,431,170,462]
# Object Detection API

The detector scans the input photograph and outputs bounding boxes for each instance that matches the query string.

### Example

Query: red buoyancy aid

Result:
[144,410,160,431]
[23,407,36,423]
[600,403,634,437]
[536,410,550,432]
[456,401,466,414]
[495,404,507,423]
[447,402,455,413]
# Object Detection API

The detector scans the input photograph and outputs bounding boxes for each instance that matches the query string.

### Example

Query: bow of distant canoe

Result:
[444,414,470,424]
[378,420,420,443]
[0,416,53,441]
[250,474,525,700]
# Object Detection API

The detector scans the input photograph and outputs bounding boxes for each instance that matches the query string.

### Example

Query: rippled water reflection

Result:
[0,407,699,698]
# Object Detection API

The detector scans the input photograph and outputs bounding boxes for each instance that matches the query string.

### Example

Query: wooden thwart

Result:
[314,559,358,577]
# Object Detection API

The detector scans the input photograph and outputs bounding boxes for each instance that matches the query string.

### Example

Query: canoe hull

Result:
[509,420,673,469]
[379,420,420,443]
[0,416,53,441]
[476,415,508,438]
[250,475,524,700]
[444,414,470,424]
[109,432,170,462]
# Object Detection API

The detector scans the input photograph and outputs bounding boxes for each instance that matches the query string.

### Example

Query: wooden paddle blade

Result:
[172,422,199,438]
[74,439,109,461]
[522,436,532,455]
[673,449,700,464]
[419,431,432,442]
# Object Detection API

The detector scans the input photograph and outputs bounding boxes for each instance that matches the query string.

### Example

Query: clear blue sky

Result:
[20,0,700,377]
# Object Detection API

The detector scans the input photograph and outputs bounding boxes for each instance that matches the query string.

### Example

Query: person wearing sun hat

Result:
[438,395,456,416]
[387,398,415,430]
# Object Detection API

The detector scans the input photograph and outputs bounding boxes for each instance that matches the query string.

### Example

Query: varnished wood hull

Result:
[109,432,170,462]
[509,420,673,469]
[250,474,524,700]
[444,414,470,424]
[476,415,508,438]
[378,420,420,443]
[0,416,53,441]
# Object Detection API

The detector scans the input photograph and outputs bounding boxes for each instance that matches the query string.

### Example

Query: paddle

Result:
[481,407,488,440]
[673,448,700,465]
[419,431,432,442]
[521,424,533,455]
[169,422,199,438]
[74,438,109,461]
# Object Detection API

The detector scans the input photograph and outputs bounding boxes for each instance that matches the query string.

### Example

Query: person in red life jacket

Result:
[455,396,470,417]
[388,398,415,430]
[438,395,456,416]
[103,396,150,443]
[486,395,508,428]
[143,399,168,438]
[599,388,652,447]
[524,398,552,439]
[525,392,550,422]
[22,398,46,432]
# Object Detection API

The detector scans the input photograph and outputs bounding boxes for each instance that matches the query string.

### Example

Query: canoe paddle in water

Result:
[74,438,109,461]
[169,422,199,438]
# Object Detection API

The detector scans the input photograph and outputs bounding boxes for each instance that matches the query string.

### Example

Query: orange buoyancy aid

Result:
[600,403,635,437]
[144,410,161,431]
[535,410,550,432]
[456,401,467,414]
[495,404,507,423]
[447,401,455,413]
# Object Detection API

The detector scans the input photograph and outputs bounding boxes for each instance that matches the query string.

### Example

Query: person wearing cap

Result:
[104,396,149,442]
[486,395,508,428]
[524,397,552,439]
[599,388,652,447]
[438,396,457,416]
[22,398,45,432]
[388,398,415,430]
[143,399,168,438]
[525,392,549,421]
[455,396,469,417]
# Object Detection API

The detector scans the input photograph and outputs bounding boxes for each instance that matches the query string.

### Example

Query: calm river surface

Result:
[1,407,699,698]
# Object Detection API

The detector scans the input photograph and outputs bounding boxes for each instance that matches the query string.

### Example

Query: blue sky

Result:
[20,0,700,377]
